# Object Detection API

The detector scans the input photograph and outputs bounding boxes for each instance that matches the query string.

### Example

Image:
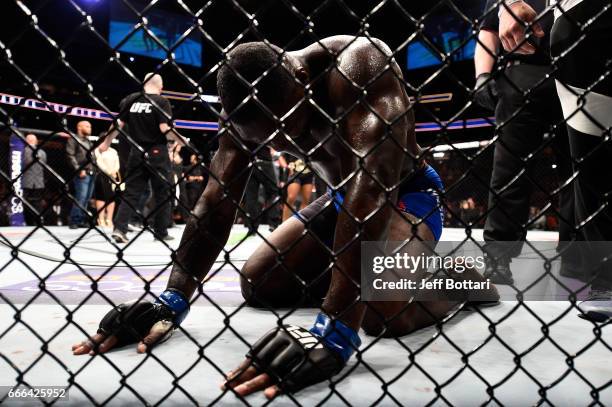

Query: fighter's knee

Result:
[239,260,265,307]
[239,274,260,307]
[239,257,283,307]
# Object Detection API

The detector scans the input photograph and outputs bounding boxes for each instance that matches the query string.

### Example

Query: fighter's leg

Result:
[362,211,498,338]
[240,193,337,307]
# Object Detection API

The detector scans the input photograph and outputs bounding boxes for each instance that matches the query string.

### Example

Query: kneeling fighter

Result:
[72,36,497,398]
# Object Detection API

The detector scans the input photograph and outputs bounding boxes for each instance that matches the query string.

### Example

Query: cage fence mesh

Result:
[0,0,611,405]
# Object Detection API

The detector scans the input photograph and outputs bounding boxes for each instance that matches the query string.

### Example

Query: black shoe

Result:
[69,223,80,229]
[559,259,586,282]
[578,289,612,323]
[483,256,514,285]
[112,230,129,244]
[154,234,174,242]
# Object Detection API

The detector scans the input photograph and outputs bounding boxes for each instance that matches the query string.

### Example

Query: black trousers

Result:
[551,1,612,289]
[484,63,574,259]
[244,159,280,231]
[186,184,204,211]
[23,188,45,226]
[171,164,189,222]
[115,145,172,236]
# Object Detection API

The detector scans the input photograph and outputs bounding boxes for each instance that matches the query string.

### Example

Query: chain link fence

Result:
[0,0,610,405]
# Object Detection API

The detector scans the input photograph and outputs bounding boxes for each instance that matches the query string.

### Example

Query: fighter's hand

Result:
[499,0,544,55]
[72,290,190,355]
[221,314,361,399]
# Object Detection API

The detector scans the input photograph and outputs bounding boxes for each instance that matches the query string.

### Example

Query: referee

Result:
[99,73,185,243]
[474,0,574,284]
[498,0,612,321]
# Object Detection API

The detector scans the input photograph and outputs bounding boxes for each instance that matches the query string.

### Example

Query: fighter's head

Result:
[144,73,164,94]
[217,42,309,140]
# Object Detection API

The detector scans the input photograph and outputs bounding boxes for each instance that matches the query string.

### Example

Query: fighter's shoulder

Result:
[334,37,395,83]
[215,122,251,158]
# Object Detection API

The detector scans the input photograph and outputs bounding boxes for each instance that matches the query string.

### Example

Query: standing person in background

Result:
[22,133,47,226]
[474,0,574,284]
[66,121,95,229]
[497,0,612,320]
[169,141,188,225]
[281,154,314,221]
[93,146,121,229]
[243,146,281,235]
[99,73,187,243]
[184,154,207,211]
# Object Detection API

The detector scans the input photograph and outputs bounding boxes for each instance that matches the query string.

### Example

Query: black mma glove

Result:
[473,73,499,111]
[246,313,361,394]
[97,289,190,347]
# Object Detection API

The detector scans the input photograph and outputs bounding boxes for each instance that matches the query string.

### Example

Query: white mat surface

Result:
[0,226,610,405]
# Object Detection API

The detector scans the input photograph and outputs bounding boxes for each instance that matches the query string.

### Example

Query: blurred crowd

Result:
[0,123,563,234]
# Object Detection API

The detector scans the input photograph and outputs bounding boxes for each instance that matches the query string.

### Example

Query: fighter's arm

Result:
[223,46,415,398]
[167,126,252,299]
[72,123,252,355]
[324,98,411,330]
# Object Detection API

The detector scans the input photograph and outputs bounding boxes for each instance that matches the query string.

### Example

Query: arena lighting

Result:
[431,140,488,152]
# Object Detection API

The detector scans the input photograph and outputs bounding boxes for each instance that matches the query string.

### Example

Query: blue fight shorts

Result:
[294,165,444,243]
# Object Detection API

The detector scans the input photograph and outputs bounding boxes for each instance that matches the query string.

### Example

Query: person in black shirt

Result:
[474,0,574,284]
[99,73,185,243]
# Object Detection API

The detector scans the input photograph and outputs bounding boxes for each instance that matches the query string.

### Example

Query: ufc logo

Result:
[286,326,323,350]
[130,102,152,113]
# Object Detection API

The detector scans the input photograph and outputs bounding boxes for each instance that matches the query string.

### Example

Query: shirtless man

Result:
[72,36,495,399]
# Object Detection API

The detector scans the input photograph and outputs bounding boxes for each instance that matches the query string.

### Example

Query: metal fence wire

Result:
[0,0,611,405]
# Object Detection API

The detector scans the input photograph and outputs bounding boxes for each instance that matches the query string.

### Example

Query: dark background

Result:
[0,0,491,141]
[0,0,561,227]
